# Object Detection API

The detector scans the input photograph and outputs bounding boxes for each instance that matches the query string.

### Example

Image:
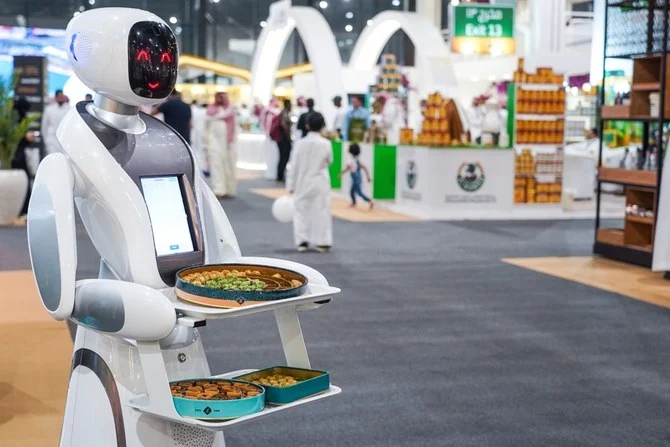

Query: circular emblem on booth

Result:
[236,297,246,305]
[406,160,418,189]
[457,162,485,192]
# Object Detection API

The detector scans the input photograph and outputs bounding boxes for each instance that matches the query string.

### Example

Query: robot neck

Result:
[90,94,146,134]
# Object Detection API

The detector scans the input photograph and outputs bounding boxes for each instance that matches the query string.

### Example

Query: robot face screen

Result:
[128,21,178,99]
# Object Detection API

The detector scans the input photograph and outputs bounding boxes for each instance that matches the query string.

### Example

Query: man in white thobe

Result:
[331,95,347,139]
[286,112,333,252]
[377,93,405,145]
[41,90,70,156]
[206,92,237,198]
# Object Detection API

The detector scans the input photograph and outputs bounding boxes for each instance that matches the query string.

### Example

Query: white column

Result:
[530,0,566,54]
[415,0,442,30]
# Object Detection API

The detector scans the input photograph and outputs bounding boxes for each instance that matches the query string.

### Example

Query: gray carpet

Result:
[2,179,670,446]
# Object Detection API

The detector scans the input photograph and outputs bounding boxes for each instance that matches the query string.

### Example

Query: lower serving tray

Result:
[126,369,341,431]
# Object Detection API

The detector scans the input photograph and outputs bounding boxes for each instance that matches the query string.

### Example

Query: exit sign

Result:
[451,4,516,56]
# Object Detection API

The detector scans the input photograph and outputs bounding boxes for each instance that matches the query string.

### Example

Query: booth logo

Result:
[406,160,418,189]
[457,162,485,192]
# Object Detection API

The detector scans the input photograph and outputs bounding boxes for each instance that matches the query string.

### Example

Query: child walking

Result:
[341,144,374,210]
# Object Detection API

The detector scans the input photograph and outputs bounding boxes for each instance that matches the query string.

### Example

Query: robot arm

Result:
[28,154,176,341]
[197,175,241,263]
[28,153,77,320]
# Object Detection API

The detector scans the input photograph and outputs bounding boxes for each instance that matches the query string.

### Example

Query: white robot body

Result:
[51,78,230,447]
[28,8,339,446]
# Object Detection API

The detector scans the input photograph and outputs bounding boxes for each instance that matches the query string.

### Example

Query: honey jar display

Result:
[415,91,466,147]
[513,59,565,86]
[516,119,565,144]
[399,128,414,145]
[514,148,563,204]
[516,87,565,116]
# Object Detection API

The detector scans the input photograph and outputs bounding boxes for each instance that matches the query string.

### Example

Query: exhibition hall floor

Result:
[2,179,670,446]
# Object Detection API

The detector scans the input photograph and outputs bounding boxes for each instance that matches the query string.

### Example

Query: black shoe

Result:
[315,245,331,253]
[297,242,309,253]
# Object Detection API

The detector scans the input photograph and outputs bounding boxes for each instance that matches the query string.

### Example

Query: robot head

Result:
[66,8,178,107]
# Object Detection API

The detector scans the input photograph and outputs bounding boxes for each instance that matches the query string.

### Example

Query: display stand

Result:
[512,76,566,206]
[394,145,514,219]
[594,0,669,268]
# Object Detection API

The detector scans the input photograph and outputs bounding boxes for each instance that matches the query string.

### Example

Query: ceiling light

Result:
[88,0,95,4]
[175,26,182,35]
[345,24,353,32]
[345,12,353,19]
[346,38,353,45]
[73,11,80,17]
[319,1,328,9]
[169,16,178,24]
[260,20,267,28]
[213,0,220,2]
[78,5,85,11]
[392,0,401,6]
[338,40,344,47]
[367,20,374,26]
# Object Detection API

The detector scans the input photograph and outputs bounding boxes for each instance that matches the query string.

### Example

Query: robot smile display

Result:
[27,8,340,447]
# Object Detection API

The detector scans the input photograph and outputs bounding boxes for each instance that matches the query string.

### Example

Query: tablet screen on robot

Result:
[140,176,195,256]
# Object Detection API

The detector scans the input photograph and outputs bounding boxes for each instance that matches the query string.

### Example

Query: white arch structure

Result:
[349,11,457,97]
[250,2,346,125]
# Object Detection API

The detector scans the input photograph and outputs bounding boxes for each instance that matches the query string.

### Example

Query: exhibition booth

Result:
[242,1,621,221]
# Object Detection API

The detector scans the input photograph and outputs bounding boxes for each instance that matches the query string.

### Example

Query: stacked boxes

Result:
[514,149,563,204]
[535,151,564,175]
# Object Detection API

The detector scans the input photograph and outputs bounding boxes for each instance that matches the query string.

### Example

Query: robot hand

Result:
[72,279,175,340]
[28,154,176,341]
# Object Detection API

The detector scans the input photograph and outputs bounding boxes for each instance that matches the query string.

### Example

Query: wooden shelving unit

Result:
[631,82,661,92]
[594,0,669,268]
[626,214,654,225]
[598,167,657,187]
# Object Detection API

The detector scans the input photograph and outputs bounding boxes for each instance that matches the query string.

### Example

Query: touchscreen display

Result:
[140,176,195,256]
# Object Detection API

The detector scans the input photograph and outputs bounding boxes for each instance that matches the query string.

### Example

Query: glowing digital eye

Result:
[148,82,159,89]
[136,49,150,61]
[160,52,172,63]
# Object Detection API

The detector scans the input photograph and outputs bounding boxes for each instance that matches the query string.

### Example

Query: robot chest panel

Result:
[84,115,194,186]
[77,106,205,285]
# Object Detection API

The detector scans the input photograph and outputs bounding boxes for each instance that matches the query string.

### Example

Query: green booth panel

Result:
[372,144,396,200]
[330,141,343,189]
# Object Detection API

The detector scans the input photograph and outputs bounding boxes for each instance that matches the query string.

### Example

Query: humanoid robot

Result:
[28,8,339,447]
